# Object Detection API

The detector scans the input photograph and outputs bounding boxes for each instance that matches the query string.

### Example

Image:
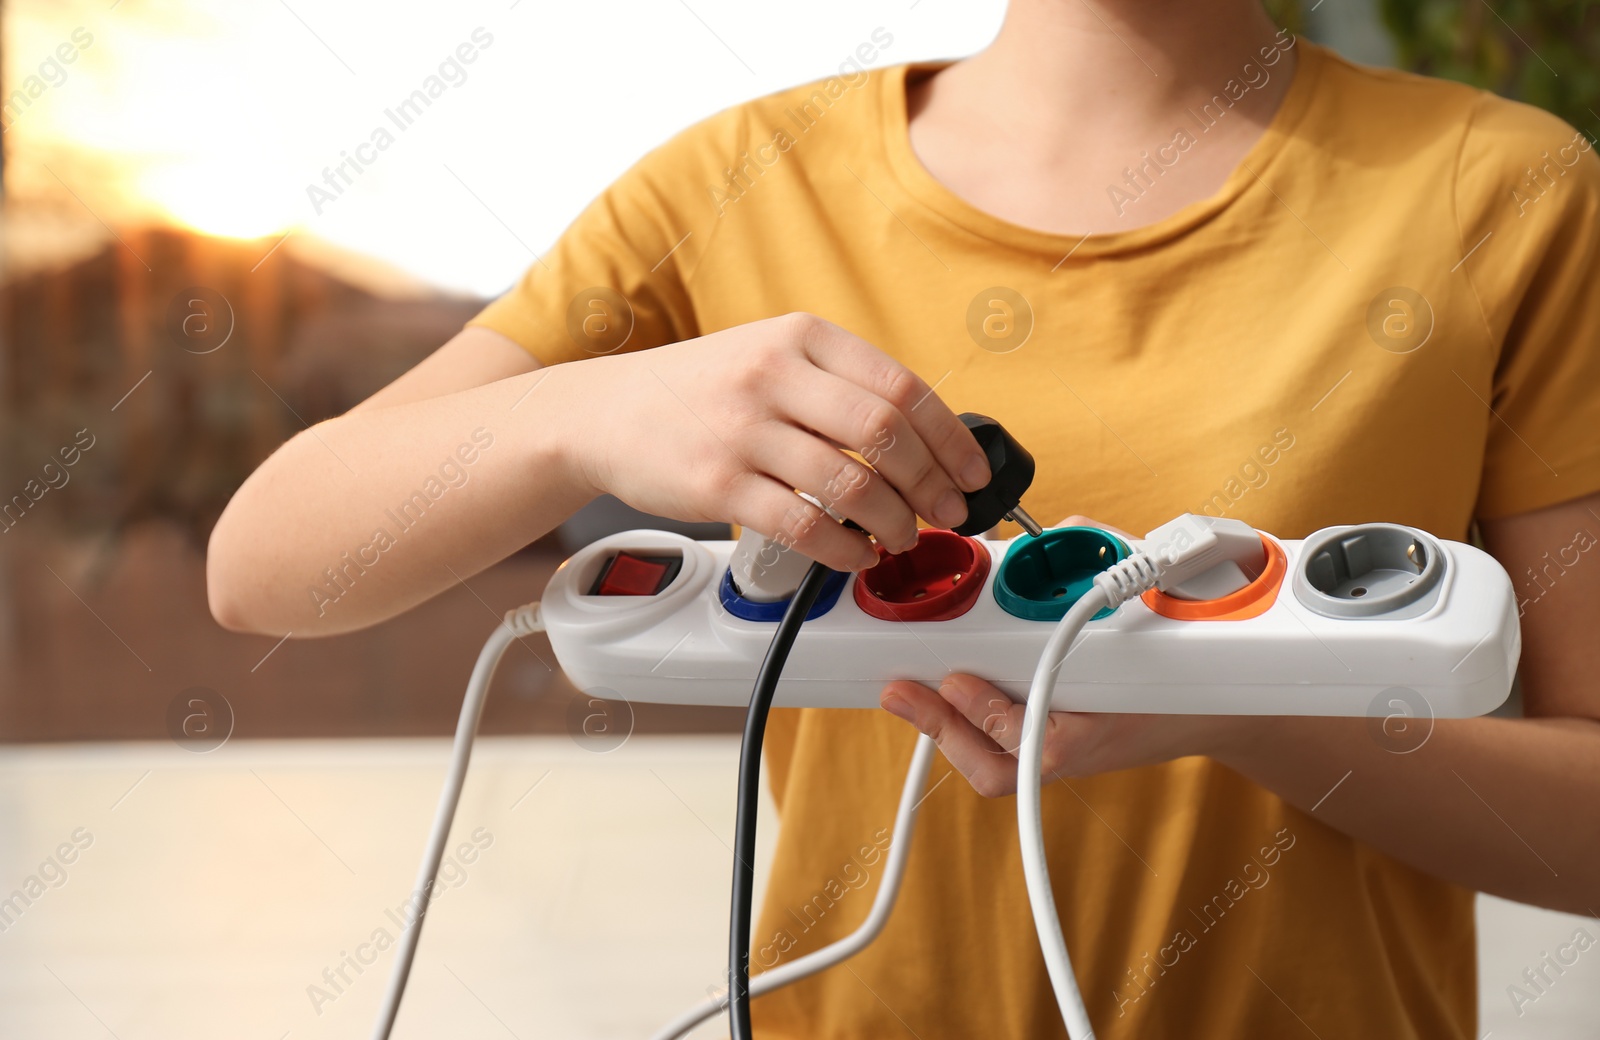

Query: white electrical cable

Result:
[371,597,936,1040]
[370,603,544,1040]
[1016,590,1105,1040]
[648,732,939,1040]
[1016,554,1163,1040]
[377,541,1179,1040]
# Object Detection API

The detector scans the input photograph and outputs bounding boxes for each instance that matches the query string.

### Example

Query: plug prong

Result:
[1007,507,1044,538]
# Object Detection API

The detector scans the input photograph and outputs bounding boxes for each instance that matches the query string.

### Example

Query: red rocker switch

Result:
[588,552,684,596]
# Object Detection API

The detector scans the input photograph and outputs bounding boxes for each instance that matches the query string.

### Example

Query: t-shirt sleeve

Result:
[466,107,743,366]
[1456,93,1600,519]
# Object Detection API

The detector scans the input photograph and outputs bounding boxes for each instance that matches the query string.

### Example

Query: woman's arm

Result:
[880,494,1600,913]
[208,314,993,638]
[1210,493,1600,912]
[206,326,587,636]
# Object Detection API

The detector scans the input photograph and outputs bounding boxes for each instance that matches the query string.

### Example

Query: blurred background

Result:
[4,0,1598,741]
[0,1,1596,1038]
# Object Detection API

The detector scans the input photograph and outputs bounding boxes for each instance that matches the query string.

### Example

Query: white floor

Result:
[0,737,1594,1040]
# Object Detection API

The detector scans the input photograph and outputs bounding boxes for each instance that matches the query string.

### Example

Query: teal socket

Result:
[994,527,1129,621]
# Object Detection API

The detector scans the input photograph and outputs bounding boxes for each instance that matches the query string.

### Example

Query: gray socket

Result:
[1292,524,1445,620]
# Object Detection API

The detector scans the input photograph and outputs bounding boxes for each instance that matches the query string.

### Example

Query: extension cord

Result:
[375,514,1522,1040]
[370,602,942,1040]
[540,515,1520,718]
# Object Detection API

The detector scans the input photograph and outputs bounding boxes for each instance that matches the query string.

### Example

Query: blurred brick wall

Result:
[0,227,747,742]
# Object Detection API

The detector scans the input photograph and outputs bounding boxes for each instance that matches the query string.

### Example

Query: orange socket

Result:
[1141,534,1287,621]
[855,530,991,622]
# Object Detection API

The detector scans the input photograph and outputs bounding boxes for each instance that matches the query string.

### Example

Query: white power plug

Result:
[1135,514,1268,601]
[729,492,855,602]
[728,527,813,602]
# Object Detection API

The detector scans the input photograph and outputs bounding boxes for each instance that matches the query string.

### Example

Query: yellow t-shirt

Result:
[470,40,1600,1039]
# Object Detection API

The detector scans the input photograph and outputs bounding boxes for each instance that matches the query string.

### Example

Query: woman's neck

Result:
[907,0,1300,233]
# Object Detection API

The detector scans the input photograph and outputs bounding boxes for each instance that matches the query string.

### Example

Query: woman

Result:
[208,1,1600,1036]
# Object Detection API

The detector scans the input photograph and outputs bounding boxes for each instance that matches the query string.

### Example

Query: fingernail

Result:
[881,691,913,722]
[934,489,967,529]
[857,545,882,571]
[960,455,991,492]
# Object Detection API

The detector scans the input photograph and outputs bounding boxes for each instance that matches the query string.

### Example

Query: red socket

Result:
[854,530,991,622]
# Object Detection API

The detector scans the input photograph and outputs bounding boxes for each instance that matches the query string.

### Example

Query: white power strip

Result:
[540,520,1520,718]
[375,515,1522,1040]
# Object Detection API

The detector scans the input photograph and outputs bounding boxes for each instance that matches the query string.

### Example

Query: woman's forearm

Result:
[207,365,595,637]
[1213,712,1600,912]
[207,312,998,639]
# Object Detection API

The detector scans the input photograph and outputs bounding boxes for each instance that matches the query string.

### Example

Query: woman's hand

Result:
[880,673,1249,796]
[558,312,992,572]
[877,514,1252,796]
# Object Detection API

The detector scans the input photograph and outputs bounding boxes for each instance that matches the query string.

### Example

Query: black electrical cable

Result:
[729,559,836,1040]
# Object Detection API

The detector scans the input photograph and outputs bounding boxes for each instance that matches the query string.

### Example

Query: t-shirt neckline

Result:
[877,39,1327,259]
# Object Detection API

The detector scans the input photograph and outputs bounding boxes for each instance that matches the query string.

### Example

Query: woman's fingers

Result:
[777,369,970,534]
[939,673,1078,778]
[882,674,1088,797]
[742,424,921,554]
[935,672,1032,754]
[881,679,1023,798]
[790,318,991,498]
[727,473,879,572]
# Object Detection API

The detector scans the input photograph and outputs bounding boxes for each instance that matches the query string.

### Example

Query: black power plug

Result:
[952,413,1044,537]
